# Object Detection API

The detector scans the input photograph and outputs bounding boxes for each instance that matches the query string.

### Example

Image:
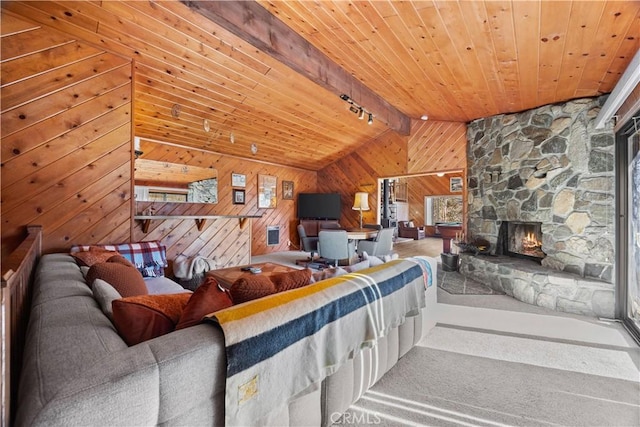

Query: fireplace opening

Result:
[497,221,545,263]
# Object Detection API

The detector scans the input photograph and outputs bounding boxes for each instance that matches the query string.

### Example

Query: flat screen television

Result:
[297,193,341,220]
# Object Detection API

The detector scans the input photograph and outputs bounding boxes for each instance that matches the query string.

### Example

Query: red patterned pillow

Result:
[176,277,233,330]
[230,274,276,304]
[71,246,119,267]
[270,269,313,292]
[112,293,191,346]
[86,262,148,297]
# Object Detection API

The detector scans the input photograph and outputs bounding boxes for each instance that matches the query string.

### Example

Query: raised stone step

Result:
[438,263,505,295]
[458,253,614,318]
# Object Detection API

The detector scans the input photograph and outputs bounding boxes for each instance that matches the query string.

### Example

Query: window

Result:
[425,196,463,225]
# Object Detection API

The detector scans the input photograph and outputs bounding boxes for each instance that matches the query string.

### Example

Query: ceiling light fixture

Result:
[421,114,429,121]
[340,94,374,126]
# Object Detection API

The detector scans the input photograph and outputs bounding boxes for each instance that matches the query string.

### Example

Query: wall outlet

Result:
[287,240,291,247]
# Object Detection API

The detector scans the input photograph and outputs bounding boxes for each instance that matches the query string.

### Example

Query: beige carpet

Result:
[340,292,640,426]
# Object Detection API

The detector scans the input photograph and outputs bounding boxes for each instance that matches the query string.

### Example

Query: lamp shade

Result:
[352,192,370,211]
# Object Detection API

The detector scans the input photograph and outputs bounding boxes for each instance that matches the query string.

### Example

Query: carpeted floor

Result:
[341,295,640,427]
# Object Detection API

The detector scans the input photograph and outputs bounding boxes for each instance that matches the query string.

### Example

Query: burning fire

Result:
[522,232,541,251]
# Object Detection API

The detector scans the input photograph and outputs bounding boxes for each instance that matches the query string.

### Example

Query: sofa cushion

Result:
[230,274,276,304]
[176,277,233,330]
[106,254,137,268]
[86,262,148,297]
[71,246,120,267]
[112,293,191,346]
[269,268,312,292]
[72,241,168,278]
[91,278,122,322]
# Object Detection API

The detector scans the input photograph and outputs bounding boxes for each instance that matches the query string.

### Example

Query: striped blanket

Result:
[207,259,429,426]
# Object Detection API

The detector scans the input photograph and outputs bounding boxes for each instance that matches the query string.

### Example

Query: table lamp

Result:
[352,192,370,229]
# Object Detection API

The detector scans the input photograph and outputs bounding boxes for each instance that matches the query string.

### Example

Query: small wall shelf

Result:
[134,214,262,233]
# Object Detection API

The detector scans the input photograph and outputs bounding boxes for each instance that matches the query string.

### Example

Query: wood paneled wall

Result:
[1,12,133,257]
[136,140,317,258]
[407,120,468,173]
[317,120,467,229]
[317,130,409,229]
[1,12,468,264]
[1,11,316,264]
[404,173,464,226]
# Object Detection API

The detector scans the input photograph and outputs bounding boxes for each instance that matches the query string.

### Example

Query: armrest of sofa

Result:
[18,324,227,426]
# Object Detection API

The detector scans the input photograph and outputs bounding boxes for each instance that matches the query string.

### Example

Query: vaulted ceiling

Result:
[3,1,639,170]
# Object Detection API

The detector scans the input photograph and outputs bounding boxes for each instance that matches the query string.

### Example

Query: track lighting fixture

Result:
[339,94,374,125]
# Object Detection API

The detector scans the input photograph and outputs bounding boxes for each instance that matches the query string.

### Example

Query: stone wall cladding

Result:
[459,254,615,318]
[466,96,615,282]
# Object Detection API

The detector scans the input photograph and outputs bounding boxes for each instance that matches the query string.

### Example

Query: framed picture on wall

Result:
[231,173,246,188]
[282,180,294,200]
[232,189,245,205]
[450,177,463,192]
[257,174,277,208]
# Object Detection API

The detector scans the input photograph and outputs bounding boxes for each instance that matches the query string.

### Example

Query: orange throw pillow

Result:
[175,277,233,330]
[86,262,148,297]
[230,274,276,304]
[71,246,119,267]
[112,293,191,346]
[270,269,312,292]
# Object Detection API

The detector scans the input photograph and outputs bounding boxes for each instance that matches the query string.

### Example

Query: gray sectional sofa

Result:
[16,253,437,426]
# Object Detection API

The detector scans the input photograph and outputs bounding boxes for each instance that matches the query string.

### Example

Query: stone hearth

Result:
[459,254,614,318]
[463,96,615,317]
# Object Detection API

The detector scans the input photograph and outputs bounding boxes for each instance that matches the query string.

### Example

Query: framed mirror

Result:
[134,158,218,203]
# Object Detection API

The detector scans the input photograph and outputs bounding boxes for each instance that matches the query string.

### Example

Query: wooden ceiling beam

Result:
[181,0,411,136]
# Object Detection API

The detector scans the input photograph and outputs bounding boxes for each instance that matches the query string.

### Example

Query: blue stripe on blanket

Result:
[224,263,423,377]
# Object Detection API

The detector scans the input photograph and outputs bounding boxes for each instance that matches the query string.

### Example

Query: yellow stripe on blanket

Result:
[211,261,402,324]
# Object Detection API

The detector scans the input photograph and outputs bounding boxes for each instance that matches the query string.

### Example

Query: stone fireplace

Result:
[461,96,615,318]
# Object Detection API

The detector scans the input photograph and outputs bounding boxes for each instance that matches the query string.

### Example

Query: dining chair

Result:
[317,230,356,267]
[356,227,394,257]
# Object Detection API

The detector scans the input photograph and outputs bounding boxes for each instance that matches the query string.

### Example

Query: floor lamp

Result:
[352,192,370,229]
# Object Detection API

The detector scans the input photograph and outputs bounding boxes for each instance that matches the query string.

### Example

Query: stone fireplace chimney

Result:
[466,97,615,282]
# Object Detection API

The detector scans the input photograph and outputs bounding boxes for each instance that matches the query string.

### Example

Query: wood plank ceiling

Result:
[3,1,639,171]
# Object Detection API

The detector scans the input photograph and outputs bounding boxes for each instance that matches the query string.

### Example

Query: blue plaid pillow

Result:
[72,241,168,278]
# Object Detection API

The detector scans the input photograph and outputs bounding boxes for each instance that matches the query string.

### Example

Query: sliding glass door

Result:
[617,115,640,343]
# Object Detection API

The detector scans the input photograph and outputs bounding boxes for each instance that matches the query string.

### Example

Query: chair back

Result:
[297,224,319,254]
[297,223,308,239]
[318,230,354,265]
[374,228,395,253]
